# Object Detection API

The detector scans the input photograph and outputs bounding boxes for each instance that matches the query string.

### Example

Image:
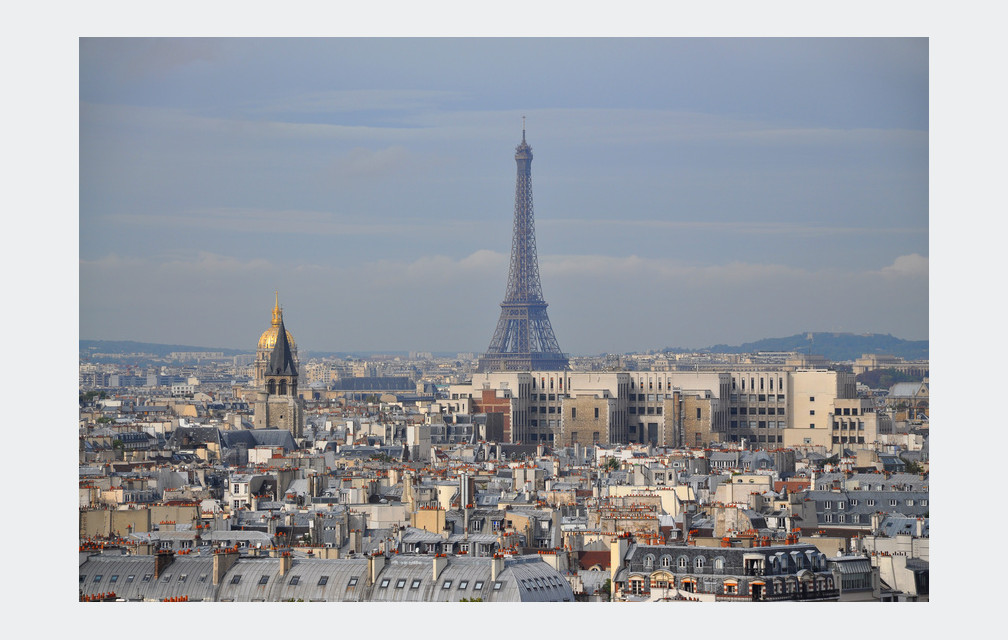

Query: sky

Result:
[79,37,929,355]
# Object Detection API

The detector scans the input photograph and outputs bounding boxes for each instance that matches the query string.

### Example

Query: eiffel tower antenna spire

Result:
[478,125,568,373]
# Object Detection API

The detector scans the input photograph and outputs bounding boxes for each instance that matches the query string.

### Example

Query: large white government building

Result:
[445,368,877,453]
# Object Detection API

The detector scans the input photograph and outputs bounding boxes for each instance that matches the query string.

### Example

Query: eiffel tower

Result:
[478,124,568,372]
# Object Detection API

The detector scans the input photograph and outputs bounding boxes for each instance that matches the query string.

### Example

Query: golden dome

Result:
[257,292,297,351]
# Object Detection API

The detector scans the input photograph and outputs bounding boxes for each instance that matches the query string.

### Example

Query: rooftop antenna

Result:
[522,115,526,142]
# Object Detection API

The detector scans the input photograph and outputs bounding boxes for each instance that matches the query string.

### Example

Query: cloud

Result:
[81,38,222,81]
[328,146,425,178]
[98,207,435,237]
[541,218,927,237]
[249,89,465,116]
[876,253,928,278]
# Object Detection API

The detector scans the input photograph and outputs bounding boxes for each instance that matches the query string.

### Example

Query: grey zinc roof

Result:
[827,556,873,574]
[221,429,297,452]
[207,553,573,602]
[205,530,274,545]
[79,553,218,602]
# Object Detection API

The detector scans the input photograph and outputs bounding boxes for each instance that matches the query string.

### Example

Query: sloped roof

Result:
[266,316,297,377]
[220,429,296,452]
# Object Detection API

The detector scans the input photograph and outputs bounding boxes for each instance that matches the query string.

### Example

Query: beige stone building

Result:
[449,368,877,453]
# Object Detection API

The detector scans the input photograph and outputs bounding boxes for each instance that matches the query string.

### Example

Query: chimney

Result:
[279,552,292,576]
[368,553,387,585]
[610,536,629,588]
[433,554,448,581]
[154,550,174,579]
[491,555,505,582]
[212,550,239,585]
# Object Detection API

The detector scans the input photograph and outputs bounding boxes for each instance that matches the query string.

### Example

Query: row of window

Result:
[731,407,786,415]
[237,573,510,593]
[832,421,865,430]
[628,406,662,415]
[730,394,786,402]
[729,421,787,429]
[823,498,926,509]
[85,572,209,584]
[832,436,866,444]
[628,394,674,402]
[642,555,723,571]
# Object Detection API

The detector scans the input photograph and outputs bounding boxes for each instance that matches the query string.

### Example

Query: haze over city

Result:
[79,37,928,354]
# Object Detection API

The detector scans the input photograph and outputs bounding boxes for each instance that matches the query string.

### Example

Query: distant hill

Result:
[668,333,928,362]
[80,340,249,357]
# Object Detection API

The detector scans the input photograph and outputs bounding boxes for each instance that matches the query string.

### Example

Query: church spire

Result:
[267,313,298,377]
[271,291,282,327]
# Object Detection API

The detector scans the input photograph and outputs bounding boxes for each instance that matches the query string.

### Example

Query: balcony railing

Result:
[715,589,839,602]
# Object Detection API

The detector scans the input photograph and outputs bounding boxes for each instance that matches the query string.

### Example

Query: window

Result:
[867,499,875,507]
[93,575,103,583]
[142,574,152,582]
[110,575,119,583]
[493,581,503,591]
[571,408,576,418]
[178,574,187,583]
[318,576,329,586]
[289,575,300,585]
[231,575,241,585]
[810,409,815,415]
[809,396,815,402]
[126,575,135,583]
[661,556,672,568]
[825,514,833,523]
[474,581,484,590]
[595,407,600,419]
[837,502,845,509]
[458,580,469,590]
[396,579,406,589]
[348,577,359,588]
[695,556,706,570]
[644,555,654,570]
[259,575,269,586]
[678,556,688,570]
[379,578,390,589]
[442,580,452,590]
